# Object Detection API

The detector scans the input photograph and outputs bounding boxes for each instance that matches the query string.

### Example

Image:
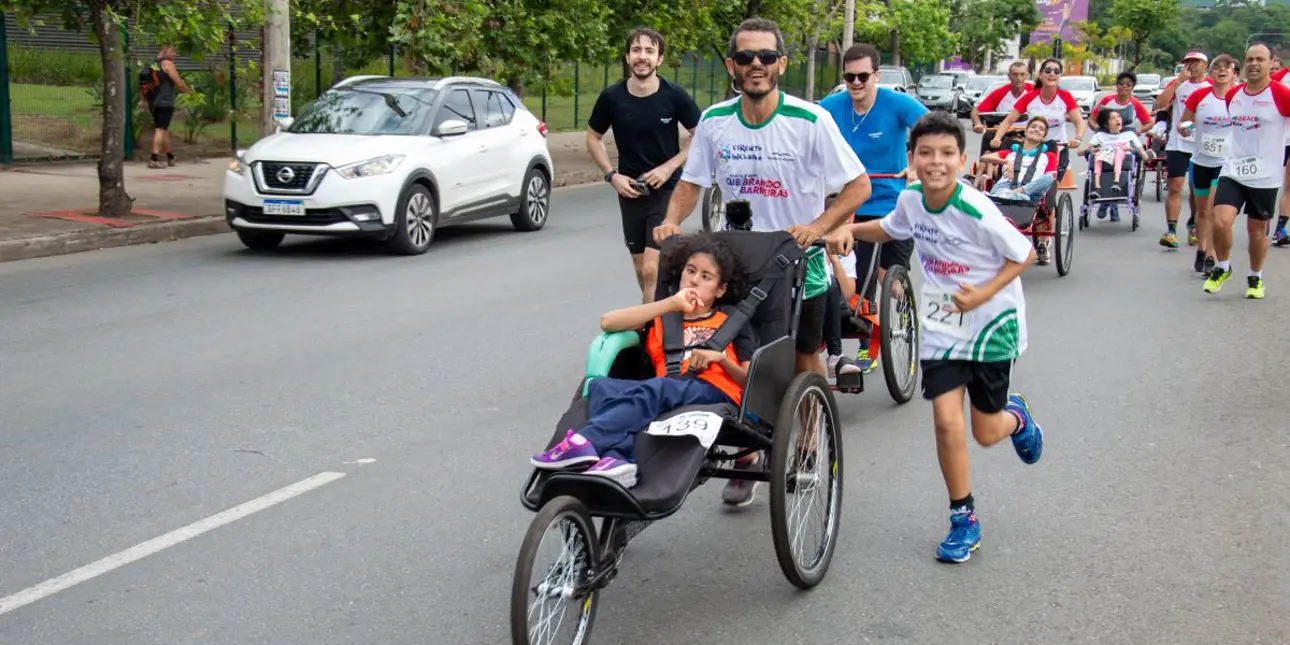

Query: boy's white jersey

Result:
[879,181,1033,362]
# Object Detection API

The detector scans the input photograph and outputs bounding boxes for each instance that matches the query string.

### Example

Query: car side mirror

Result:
[436,119,469,137]
[275,116,294,133]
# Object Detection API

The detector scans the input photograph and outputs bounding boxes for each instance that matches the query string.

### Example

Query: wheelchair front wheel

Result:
[879,264,918,403]
[769,371,843,589]
[511,496,601,645]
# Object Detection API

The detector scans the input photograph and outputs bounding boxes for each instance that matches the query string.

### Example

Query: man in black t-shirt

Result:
[587,27,703,303]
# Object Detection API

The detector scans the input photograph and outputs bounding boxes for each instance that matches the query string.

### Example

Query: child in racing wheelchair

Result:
[529,233,757,489]
[1079,109,1146,198]
[974,118,1058,203]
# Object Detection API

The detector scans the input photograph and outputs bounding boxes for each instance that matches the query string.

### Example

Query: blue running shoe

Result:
[936,512,981,563]
[1006,393,1043,465]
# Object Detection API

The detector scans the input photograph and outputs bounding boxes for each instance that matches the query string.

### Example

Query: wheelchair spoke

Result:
[785,391,834,571]
[525,516,593,645]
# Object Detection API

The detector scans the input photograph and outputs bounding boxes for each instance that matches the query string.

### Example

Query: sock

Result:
[1217,260,1231,271]
[150,153,159,162]
[950,494,974,514]
[1168,221,1178,234]
[166,153,174,160]
[1250,270,1262,279]
[1278,216,1288,230]
[1009,409,1026,436]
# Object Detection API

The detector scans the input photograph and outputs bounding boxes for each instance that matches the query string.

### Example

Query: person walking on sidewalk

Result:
[140,45,192,169]
[586,27,703,303]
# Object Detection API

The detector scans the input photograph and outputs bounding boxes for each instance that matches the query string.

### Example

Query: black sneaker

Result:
[1193,249,1205,274]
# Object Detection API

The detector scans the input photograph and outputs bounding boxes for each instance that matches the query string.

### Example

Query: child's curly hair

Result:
[1096,107,1120,132]
[658,233,749,305]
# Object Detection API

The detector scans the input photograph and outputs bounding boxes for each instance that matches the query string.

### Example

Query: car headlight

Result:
[335,154,406,179]
[228,150,250,174]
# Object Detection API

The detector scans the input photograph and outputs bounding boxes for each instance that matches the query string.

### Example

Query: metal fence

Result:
[2,12,851,164]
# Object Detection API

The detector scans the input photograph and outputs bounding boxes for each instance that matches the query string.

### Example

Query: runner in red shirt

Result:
[1269,64,1290,246]
[971,60,1034,156]
[1091,72,1153,134]
[1203,43,1290,300]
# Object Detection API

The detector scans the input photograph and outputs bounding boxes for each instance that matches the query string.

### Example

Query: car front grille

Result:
[239,206,349,226]
[255,162,325,194]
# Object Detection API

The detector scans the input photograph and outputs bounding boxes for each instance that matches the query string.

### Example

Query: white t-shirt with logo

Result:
[878,182,1032,363]
[1220,82,1290,189]
[1012,88,1079,142]
[682,91,867,296]
[1166,78,1213,153]
[1183,86,1233,168]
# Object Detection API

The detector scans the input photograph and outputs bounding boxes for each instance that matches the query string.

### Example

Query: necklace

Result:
[850,102,872,132]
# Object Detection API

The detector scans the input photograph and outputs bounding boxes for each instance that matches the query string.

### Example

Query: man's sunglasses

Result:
[844,71,875,84]
[732,49,782,66]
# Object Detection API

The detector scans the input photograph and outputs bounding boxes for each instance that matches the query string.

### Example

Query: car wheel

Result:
[236,230,284,250]
[389,184,437,255]
[510,167,550,232]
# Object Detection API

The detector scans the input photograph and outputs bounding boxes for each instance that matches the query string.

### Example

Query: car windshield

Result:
[1137,74,1161,86]
[968,77,1001,90]
[1059,77,1096,92]
[920,76,953,88]
[288,87,438,135]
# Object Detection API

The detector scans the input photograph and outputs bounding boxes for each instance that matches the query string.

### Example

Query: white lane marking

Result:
[0,470,347,617]
[342,458,375,465]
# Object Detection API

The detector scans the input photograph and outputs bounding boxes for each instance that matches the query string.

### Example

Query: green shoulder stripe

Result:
[950,190,985,220]
[702,102,739,120]
[778,104,819,123]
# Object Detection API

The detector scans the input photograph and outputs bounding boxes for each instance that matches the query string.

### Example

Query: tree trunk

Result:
[89,0,133,218]
[332,42,345,84]
[805,28,821,101]
[890,30,901,66]
[507,76,525,98]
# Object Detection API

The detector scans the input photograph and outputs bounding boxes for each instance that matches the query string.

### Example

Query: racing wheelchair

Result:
[704,181,919,404]
[511,230,845,645]
[976,142,1076,277]
[1078,146,1143,232]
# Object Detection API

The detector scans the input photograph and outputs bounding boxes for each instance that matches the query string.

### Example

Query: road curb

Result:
[0,215,231,263]
[0,171,606,263]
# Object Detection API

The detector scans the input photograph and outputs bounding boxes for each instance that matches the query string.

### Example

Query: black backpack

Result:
[139,63,162,102]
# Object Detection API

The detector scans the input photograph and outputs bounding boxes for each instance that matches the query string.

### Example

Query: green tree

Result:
[1110,0,1181,69]
[1,0,262,218]
[951,0,1043,70]
[854,0,956,66]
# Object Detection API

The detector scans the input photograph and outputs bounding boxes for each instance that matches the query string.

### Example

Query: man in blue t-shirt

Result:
[819,43,926,371]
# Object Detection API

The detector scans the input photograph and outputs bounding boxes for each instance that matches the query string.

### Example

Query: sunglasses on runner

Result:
[1041,66,1061,74]
[731,49,781,66]
[843,71,874,84]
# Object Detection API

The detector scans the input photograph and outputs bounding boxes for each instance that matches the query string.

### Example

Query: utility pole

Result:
[843,0,855,51]
[261,0,291,137]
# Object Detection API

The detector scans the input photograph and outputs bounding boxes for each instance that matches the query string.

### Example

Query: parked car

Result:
[1058,75,1099,115]
[958,75,1004,117]
[880,65,917,93]
[915,74,957,110]
[223,76,554,254]
[1133,73,1164,102]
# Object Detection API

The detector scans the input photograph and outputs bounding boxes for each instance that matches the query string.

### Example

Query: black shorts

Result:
[1166,150,1192,179]
[920,359,1013,413]
[1284,145,1289,167]
[151,106,174,130]
[795,291,827,355]
[1213,176,1278,221]
[1189,162,1222,196]
[618,187,671,254]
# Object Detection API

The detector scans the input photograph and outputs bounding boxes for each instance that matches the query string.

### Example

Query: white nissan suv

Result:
[223,76,554,254]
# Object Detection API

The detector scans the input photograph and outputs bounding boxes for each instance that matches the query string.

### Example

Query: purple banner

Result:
[1029,0,1088,45]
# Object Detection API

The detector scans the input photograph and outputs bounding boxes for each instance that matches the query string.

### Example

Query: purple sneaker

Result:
[585,457,638,488]
[531,430,599,470]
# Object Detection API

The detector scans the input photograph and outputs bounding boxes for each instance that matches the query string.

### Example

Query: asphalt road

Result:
[1,145,1288,645]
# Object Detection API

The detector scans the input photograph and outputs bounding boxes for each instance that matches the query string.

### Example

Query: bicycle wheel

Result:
[879,264,918,404]
[511,496,601,645]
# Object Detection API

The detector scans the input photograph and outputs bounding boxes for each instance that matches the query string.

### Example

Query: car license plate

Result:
[262,199,305,216]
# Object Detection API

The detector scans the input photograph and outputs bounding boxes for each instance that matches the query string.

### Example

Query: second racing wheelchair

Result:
[511,229,845,645]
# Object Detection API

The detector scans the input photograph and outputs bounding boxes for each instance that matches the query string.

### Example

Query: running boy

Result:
[826,111,1045,563]
[530,234,757,488]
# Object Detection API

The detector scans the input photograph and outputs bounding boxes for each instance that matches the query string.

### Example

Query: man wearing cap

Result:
[1154,51,1212,250]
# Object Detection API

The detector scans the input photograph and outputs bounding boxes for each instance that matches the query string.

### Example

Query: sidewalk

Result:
[0,129,632,262]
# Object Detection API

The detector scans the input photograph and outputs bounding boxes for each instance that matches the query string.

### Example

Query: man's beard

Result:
[737,68,779,99]
[630,61,657,79]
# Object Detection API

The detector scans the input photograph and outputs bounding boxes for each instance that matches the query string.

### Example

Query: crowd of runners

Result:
[566,19,1286,565]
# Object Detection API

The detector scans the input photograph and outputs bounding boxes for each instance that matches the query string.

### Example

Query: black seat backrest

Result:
[653,230,805,349]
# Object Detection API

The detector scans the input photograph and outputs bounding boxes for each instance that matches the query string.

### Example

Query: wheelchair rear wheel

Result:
[879,264,918,404]
[1055,193,1075,277]
[701,185,725,232]
[769,372,843,589]
[511,496,601,645]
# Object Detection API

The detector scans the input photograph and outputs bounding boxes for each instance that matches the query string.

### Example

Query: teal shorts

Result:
[1189,161,1221,197]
